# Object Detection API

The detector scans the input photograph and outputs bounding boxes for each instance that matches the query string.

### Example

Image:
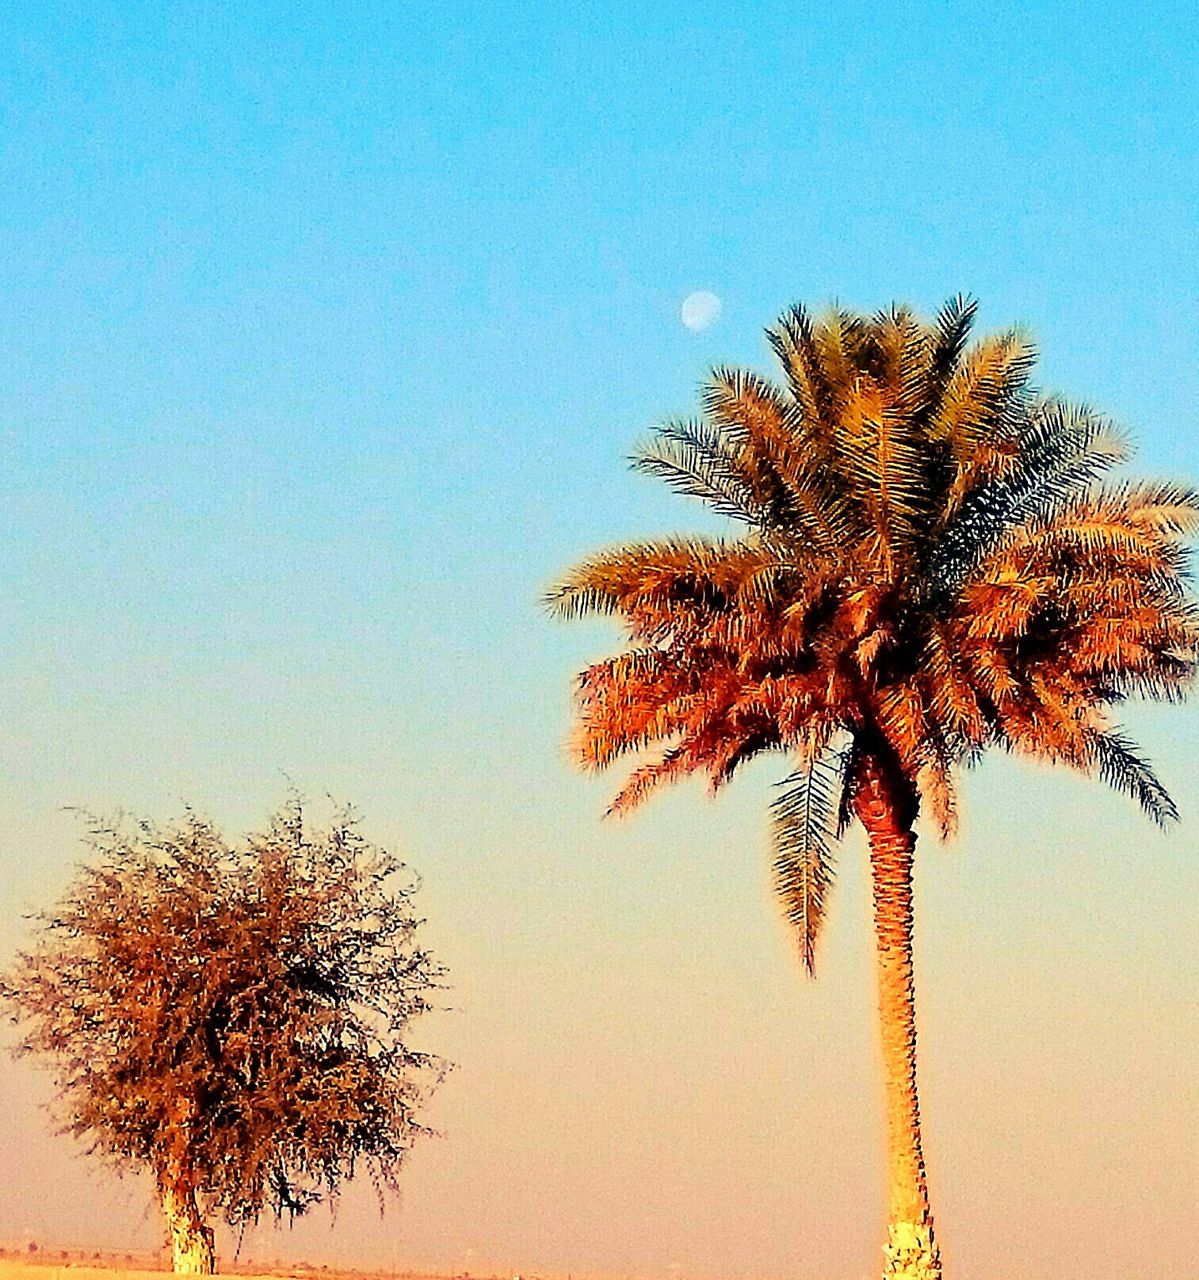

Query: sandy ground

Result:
[0,1254,500,1280]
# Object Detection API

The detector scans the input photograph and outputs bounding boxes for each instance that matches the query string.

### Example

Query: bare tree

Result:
[2,799,445,1274]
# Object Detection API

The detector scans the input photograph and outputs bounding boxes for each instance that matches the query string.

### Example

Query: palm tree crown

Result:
[548,298,1198,971]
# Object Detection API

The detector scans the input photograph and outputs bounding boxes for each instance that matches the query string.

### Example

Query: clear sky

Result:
[1,3,1196,1279]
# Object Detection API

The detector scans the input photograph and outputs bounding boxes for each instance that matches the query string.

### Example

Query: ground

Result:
[0,1251,503,1280]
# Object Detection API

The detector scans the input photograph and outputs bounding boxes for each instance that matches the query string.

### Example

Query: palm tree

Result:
[547,299,1198,1280]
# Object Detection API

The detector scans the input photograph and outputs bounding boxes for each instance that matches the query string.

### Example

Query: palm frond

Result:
[771,747,845,975]
[931,400,1130,596]
[1085,729,1178,827]
[834,740,861,839]
[701,365,858,550]
[632,418,767,523]
[607,746,691,816]
[915,737,959,841]
[701,367,790,441]
[765,303,834,433]
[924,295,979,401]
[1011,506,1186,571]
[573,648,685,769]
[813,308,867,409]
[1106,479,1199,536]
[869,305,928,423]
[921,624,988,745]
[837,386,928,567]
[543,536,752,623]
[930,327,1037,453]
[734,561,803,612]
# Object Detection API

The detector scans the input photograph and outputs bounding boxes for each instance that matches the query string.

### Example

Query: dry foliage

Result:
[548,298,1199,972]
[1,800,444,1227]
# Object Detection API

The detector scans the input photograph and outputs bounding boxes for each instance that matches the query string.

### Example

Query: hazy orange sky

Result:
[2,3,1197,1279]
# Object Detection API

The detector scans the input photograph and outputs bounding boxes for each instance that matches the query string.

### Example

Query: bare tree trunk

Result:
[159,1166,215,1275]
[856,751,942,1280]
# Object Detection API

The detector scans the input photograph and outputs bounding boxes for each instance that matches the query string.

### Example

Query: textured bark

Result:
[855,750,943,1280]
[159,1168,215,1275]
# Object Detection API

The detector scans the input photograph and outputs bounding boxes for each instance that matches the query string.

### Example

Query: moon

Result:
[681,290,721,332]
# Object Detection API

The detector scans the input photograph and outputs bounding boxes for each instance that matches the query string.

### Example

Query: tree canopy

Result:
[2,800,444,1269]
[549,298,1198,970]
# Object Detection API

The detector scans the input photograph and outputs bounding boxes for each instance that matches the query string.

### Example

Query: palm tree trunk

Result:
[158,1163,215,1275]
[855,751,942,1280]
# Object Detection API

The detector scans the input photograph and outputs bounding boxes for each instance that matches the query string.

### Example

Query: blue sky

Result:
[1,5,1197,1279]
